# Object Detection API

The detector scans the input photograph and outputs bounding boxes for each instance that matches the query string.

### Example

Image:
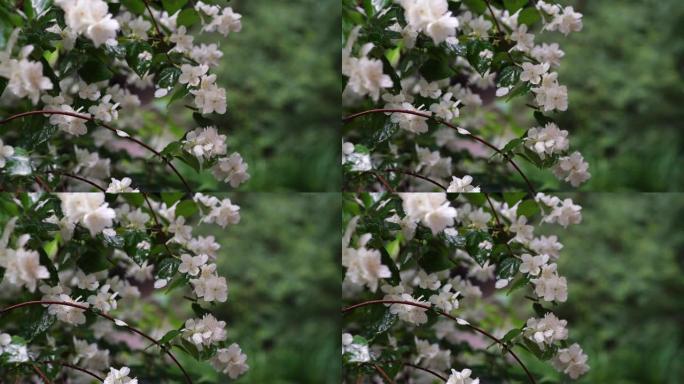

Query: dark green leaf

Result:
[157,67,182,88]
[502,328,522,343]
[23,307,55,341]
[0,78,7,96]
[177,8,200,28]
[517,199,540,218]
[518,7,541,26]
[497,257,520,279]
[463,0,487,14]
[175,200,197,218]
[162,0,188,14]
[497,65,521,87]
[503,0,528,12]
[121,0,146,14]
[78,60,113,83]
[161,192,185,206]
[533,111,555,126]
[158,329,181,345]
[156,258,180,279]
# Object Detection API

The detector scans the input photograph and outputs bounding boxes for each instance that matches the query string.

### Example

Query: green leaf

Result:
[503,0,528,12]
[168,86,189,106]
[156,258,180,279]
[180,338,200,360]
[156,66,182,88]
[175,200,197,218]
[161,192,185,206]
[505,82,532,101]
[177,8,200,28]
[158,329,181,345]
[121,0,146,14]
[78,60,114,83]
[506,275,530,295]
[518,7,541,26]
[191,303,210,317]
[497,65,521,87]
[369,119,399,147]
[502,328,522,343]
[125,41,153,77]
[176,151,201,173]
[0,78,7,96]
[463,0,487,14]
[23,307,55,341]
[516,199,540,218]
[533,111,555,126]
[419,57,456,82]
[28,0,52,16]
[503,192,527,206]
[465,230,492,265]
[122,230,151,265]
[497,257,520,279]
[162,0,188,14]
[465,39,493,75]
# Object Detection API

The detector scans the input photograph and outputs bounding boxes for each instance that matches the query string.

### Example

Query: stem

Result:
[402,362,447,382]
[484,192,517,258]
[342,299,537,384]
[40,360,104,382]
[383,168,447,191]
[372,171,395,193]
[0,110,192,193]
[342,109,536,195]
[142,192,176,258]
[49,171,107,192]
[483,0,516,62]
[31,363,52,384]
[0,301,193,384]
[371,363,395,384]
[143,0,163,37]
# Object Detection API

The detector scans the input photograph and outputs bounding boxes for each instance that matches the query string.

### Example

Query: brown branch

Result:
[40,360,104,382]
[0,110,191,192]
[142,192,176,258]
[142,0,163,37]
[31,363,52,384]
[342,109,536,195]
[372,363,395,384]
[402,362,447,382]
[383,168,447,191]
[48,171,107,192]
[483,0,516,62]
[342,299,536,384]
[372,171,395,193]
[0,301,193,384]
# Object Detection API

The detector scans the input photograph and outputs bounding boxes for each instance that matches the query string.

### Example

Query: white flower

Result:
[179,64,209,87]
[167,216,193,245]
[47,294,88,325]
[549,7,583,36]
[446,368,480,384]
[552,343,590,379]
[59,193,115,236]
[182,314,227,349]
[0,139,15,168]
[49,105,90,136]
[524,312,568,346]
[203,199,240,228]
[55,0,120,47]
[532,72,568,112]
[212,153,250,187]
[387,293,429,325]
[170,26,194,53]
[205,7,242,36]
[190,75,227,114]
[401,193,457,234]
[88,95,119,122]
[342,334,371,363]
[530,235,563,260]
[0,247,50,292]
[526,122,569,158]
[429,285,460,312]
[519,253,549,276]
[4,58,53,104]
[183,126,228,161]
[343,55,393,102]
[87,284,119,312]
[530,263,567,302]
[399,0,459,44]
[188,235,221,259]
[531,43,565,67]
[178,253,209,276]
[388,103,430,134]
[211,343,249,379]
[190,264,228,302]
[106,177,138,193]
[78,81,101,101]
[520,62,550,85]
[190,44,224,67]
[103,366,138,384]
[447,175,480,193]
[545,198,582,227]
[429,93,460,121]
[553,152,591,187]
[342,246,391,292]
[509,215,534,244]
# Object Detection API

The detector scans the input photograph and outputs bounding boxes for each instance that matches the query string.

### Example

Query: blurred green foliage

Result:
[524,194,684,382]
[523,0,684,191]
[181,0,341,192]
[185,193,341,383]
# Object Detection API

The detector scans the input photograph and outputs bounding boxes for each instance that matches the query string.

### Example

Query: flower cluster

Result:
[342,0,590,191]
[0,1,249,191]
[342,192,589,381]
[0,192,247,381]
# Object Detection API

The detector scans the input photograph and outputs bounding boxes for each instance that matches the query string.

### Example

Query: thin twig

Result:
[372,171,395,193]
[483,0,516,62]
[403,362,448,382]
[342,109,536,195]
[40,360,104,382]
[142,0,163,37]
[0,301,193,384]
[31,363,52,384]
[142,192,176,258]
[342,299,537,384]
[372,363,396,384]
[0,110,191,192]
[49,171,107,192]
[383,168,447,191]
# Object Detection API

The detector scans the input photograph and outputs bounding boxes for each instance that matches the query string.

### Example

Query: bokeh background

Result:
[522,193,684,383]
[175,0,341,192]
[520,0,684,191]
[178,193,341,383]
